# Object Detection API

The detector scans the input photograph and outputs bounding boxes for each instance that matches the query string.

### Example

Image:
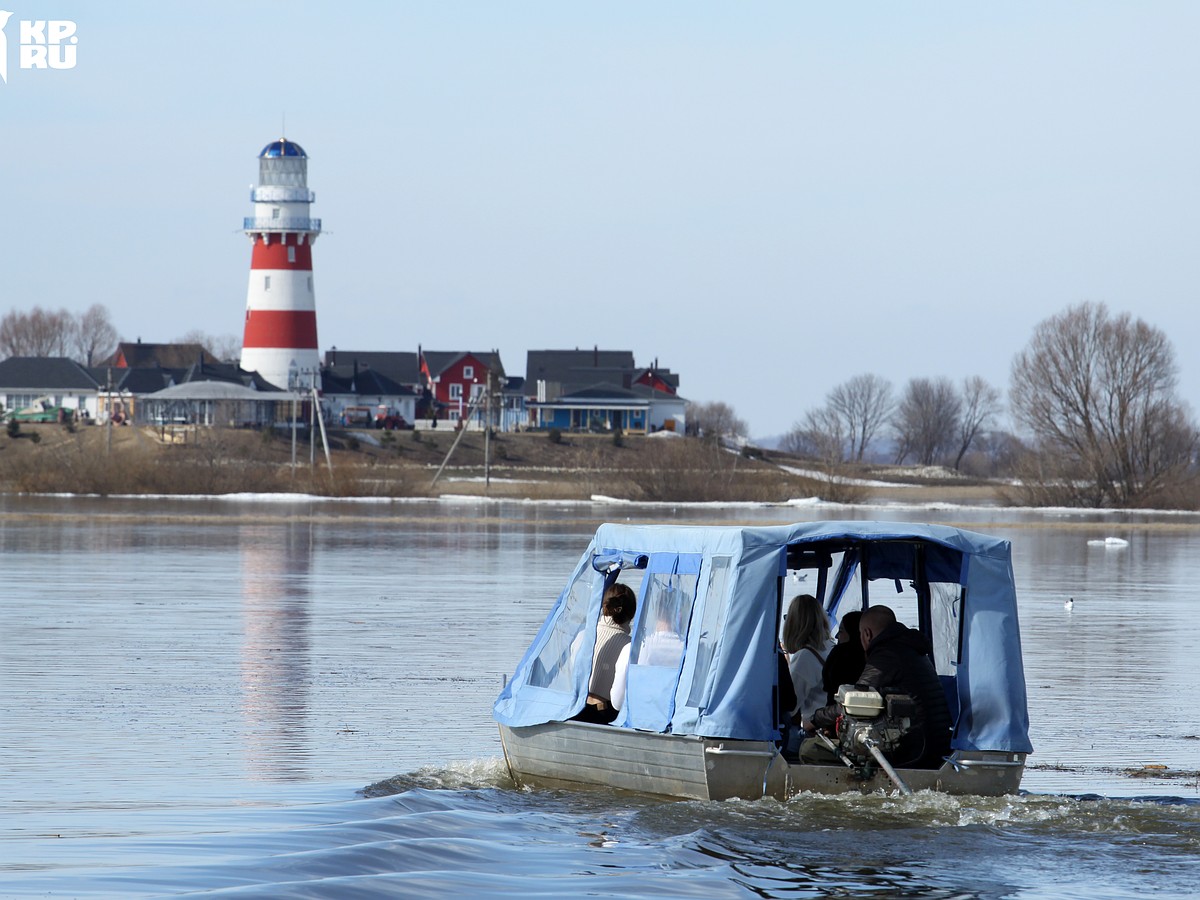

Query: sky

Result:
[2,2,1198,439]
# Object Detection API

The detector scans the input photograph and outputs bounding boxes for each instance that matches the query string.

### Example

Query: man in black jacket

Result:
[802,605,952,769]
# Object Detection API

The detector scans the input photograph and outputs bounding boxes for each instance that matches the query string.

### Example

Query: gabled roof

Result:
[634,367,680,392]
[323,350,421,384]
[87,360,276,395]
[176,361,281,391]
[106,342,217,369]
[0,357,100,390]
[95,366,172,393]
[421,350,504,379]
[322,366,415,397]
[525,349,636,392]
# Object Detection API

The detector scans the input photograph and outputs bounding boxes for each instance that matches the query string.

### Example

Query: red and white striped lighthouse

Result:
[239,137,322,391]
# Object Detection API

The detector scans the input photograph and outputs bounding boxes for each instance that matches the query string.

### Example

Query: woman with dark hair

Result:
[578,583,637,723]
[821,609,866,705]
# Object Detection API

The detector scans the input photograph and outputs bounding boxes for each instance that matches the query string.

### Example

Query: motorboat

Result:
[495,521,1032,799]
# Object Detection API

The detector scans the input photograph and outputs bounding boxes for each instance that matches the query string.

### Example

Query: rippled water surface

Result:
[3,494,1200,898]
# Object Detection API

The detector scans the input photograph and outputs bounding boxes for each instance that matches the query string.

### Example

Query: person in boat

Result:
[801,605,952,769]
[607,611,686,717]
[575,583,637,724]
[821,609,866,706]
[781,594,833,734]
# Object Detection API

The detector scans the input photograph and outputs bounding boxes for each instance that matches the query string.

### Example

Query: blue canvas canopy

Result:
[494,521,1032,755]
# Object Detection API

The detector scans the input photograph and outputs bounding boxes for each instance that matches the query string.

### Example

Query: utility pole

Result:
[484,373,492,493]
[105,367,113,456]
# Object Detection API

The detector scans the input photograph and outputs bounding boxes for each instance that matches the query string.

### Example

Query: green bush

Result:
[548,428,562,444]
[6,419,18,439]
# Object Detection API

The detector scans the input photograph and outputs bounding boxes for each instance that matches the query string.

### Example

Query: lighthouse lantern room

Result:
[239,137,322,392]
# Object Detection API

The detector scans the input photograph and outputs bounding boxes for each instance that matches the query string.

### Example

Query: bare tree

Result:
[783,405,846,463]
[0,306,75,358]
[686,401,747,442]
[1010,301,1197,507]
[893,376,961,466]
[952,376,1003,470]
[828,374,894,461]
[74,304,119,366]
[175,329,242,363]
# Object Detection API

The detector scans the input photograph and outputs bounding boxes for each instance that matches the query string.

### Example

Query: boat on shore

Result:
[495,521,1032,800]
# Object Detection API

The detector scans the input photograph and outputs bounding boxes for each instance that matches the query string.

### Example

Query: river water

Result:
[2,494,1199,898]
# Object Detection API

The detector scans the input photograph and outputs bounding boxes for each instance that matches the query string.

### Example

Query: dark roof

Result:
[87,360,276,395]
[177,361,281,391]
[98,366,172,393]
[561,382,646,402]
[421,350,505,379]
[0,357,100,390]
[322,366,415,396]
[523,349,640,400]
[106,342,216,369]
[323,350,421,385]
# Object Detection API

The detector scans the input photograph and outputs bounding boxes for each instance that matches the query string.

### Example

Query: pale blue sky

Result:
[2,2,1198,438]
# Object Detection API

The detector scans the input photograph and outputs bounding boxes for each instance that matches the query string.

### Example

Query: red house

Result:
[419,349,505,426]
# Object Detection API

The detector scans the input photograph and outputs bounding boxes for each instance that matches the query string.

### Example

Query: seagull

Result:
[1064,597,1074,611]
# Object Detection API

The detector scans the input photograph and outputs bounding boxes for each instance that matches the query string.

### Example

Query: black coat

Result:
[812,622,952,769]
[821,639,866,705]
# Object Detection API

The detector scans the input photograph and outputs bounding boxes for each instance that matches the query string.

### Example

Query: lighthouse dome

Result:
[259,138,307,159]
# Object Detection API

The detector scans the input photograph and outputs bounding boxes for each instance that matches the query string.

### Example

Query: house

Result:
[419,349,505,428]
[320,363,417,428]
[523,349,686,434]
[0,357,101,420]
[321,349,422,427]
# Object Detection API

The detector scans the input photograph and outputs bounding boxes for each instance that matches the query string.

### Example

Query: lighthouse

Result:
[240,137,322,392]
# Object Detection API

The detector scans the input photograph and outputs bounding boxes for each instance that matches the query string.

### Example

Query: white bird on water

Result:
[1064,597,1075,611]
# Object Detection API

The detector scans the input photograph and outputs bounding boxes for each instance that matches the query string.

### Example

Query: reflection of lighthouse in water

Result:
[239,137,322,392]
[239,522,312,780]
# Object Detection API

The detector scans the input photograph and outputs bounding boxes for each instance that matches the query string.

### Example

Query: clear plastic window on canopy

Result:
[526,560,598,693]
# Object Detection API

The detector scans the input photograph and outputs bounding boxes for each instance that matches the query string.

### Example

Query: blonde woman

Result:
[781,593,833,729]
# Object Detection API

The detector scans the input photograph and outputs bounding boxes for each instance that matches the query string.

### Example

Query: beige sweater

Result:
[588,617,631,703]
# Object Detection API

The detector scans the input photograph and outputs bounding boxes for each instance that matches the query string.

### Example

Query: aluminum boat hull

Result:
[499,721,1025,800]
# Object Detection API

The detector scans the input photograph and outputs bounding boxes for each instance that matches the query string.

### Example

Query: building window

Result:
[463,365,474,379]
[287,246,296,263]
[264,275,271,290]
[449,384,463,400]
[307,276,313,292]
[470,383,484,400]
[272,207,281,219]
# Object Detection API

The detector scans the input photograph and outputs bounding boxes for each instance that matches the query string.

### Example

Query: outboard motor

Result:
[821,686,917,794]
[834,686,916,765]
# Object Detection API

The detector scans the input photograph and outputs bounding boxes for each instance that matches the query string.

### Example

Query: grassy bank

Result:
[0,422,1006,505]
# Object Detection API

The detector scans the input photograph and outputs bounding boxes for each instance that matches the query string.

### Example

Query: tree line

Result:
[0,305,239,367]
[692,301,1199,509]
[8,300,1198,509]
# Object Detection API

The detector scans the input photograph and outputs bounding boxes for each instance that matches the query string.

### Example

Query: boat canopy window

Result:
[525,557,601,694]
[617,552,701,731]
[786,538,966,677]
